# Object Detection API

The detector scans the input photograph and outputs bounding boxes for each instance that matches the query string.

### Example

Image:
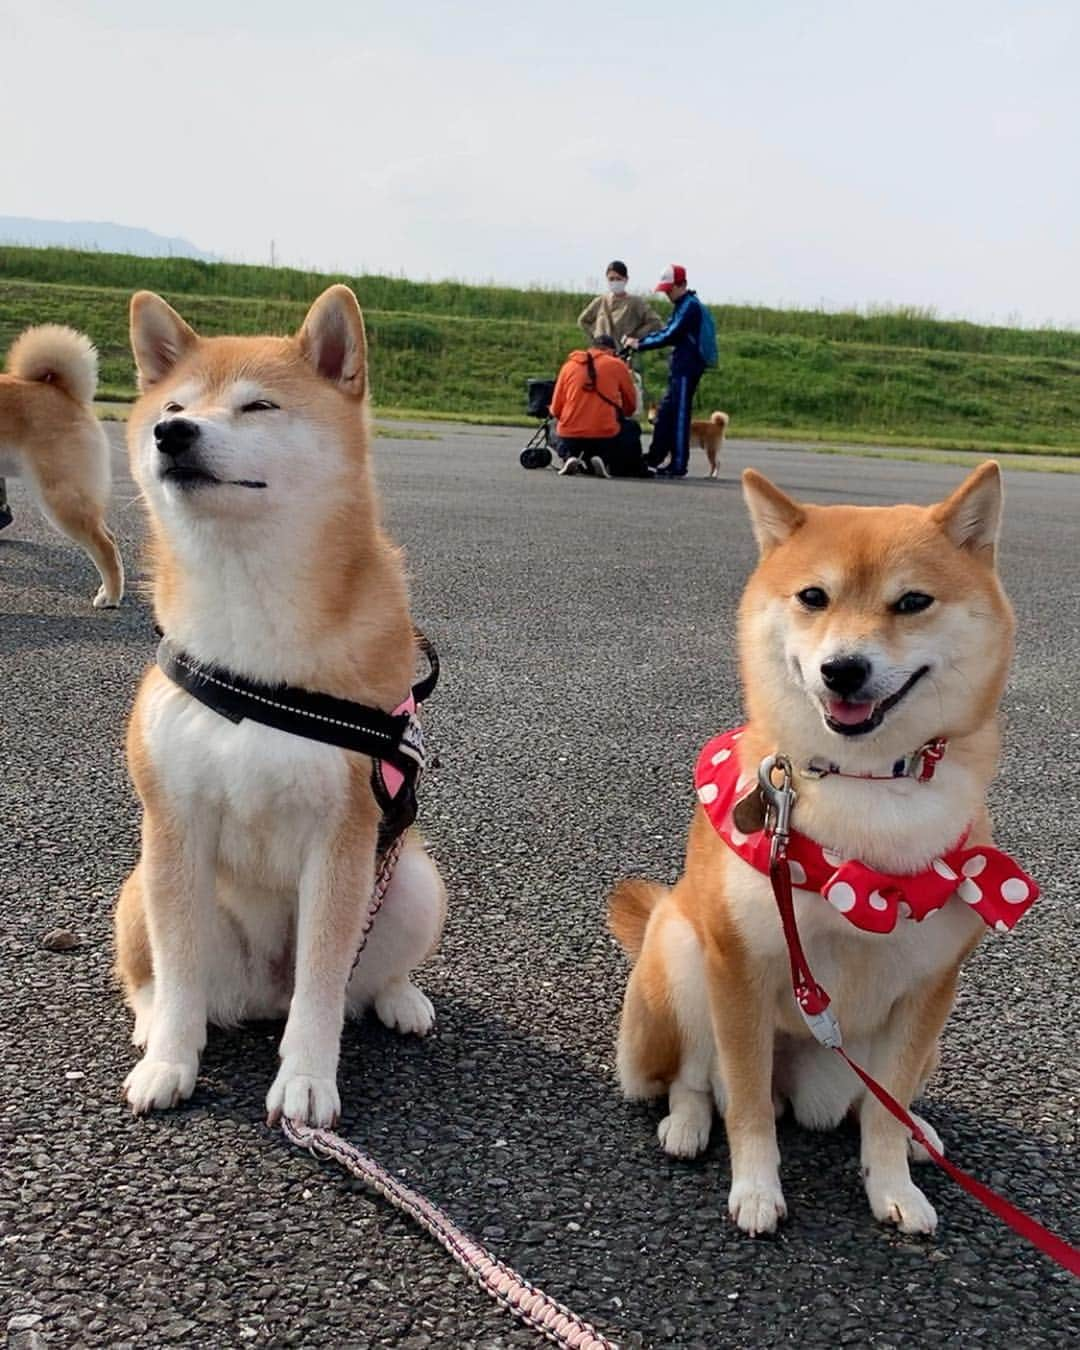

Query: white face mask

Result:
[608,279,627,296]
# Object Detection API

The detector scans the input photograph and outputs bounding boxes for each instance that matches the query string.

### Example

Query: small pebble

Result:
[42,928,80,952]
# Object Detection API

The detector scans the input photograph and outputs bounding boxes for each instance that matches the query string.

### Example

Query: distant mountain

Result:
[0,217,214,260]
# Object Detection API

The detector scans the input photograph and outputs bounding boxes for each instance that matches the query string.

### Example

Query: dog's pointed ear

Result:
[742,469,806,555]
[931,461,1003,564]
[130,292,198,389]
[297,285,367,399]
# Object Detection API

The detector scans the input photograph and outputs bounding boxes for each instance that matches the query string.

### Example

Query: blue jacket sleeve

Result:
[637,297,692,351]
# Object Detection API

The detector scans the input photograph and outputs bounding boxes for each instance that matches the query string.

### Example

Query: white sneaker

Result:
[558,456,584,476]
[589,455,612,479]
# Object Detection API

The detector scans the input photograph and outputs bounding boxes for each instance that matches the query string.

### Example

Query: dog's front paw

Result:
[867,1177,938,1234]
[374,979,435,1036]
[266,1064,340,1128]
[728,1176,787,1236]
[124,1056,198,1114]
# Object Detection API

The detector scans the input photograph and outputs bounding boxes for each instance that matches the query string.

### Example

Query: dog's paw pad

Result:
[869,1180,938,1234]
[374,980,435,1036]
[266,1069,340,1128]
[657,1111,711,1159]
[728,1177,787,1236]
[124,1057,197,1114]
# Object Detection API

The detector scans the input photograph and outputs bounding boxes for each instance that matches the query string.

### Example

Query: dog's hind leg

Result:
[115,863,155,1048]
[39,484,124,607]
[347,835,445,1036]
[656,912,716,1159]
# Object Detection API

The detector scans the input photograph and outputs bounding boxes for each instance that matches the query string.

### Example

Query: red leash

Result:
[760,755,1080,1277]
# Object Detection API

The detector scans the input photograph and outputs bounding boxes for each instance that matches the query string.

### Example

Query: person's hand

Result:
[624,336,640,350]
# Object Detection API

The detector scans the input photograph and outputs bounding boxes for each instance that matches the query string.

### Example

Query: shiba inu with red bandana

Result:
[609,463,1037,1237]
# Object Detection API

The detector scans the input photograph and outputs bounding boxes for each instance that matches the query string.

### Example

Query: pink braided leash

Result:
[282,1119,619,1349]
[287,838,620,1347]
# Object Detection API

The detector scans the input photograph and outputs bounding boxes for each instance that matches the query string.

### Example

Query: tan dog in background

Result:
[0,325,124,606]
[610,463,1016,1237]
[647,404,730,478]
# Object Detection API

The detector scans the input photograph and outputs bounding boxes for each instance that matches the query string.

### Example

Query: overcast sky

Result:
[5,0,1078,325]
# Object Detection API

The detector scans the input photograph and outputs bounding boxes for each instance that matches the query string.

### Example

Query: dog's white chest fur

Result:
[144,677,352,895]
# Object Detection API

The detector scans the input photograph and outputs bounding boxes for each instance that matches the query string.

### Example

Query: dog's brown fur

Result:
[0,325,124,606]
[609,463,1014,1237]
[647,404,730,477]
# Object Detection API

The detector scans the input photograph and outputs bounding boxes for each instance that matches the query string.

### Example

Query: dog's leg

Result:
[122,813,216,1113]
[346,835,445,1036]
[266,808,378,1128]
[115,862,155,1048]
[859,973,958,1233]
[39,488,124,607]
[707,950,786,1235]
[656,913,715,1158]
[69,516,124,608]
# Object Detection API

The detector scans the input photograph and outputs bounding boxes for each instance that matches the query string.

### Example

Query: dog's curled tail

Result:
[710,411,730,428]
[608,878,666,959]
[6,325,99,405]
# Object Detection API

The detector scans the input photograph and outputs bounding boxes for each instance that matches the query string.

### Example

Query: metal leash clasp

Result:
[758,753,843,1049]
[758,754,796,865]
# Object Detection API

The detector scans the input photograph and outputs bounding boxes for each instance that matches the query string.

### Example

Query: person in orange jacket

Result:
[549,335,645,479]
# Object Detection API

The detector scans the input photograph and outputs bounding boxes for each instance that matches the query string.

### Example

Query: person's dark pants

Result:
[646,363,704,474]
[559,424,649,477]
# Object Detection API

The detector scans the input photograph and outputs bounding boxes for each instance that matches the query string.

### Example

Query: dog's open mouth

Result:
[822,666,930,737]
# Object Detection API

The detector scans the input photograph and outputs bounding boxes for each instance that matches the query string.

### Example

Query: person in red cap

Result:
[625,265,717,477]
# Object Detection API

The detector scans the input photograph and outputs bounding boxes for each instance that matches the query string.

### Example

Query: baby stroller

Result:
[519,378,557,470]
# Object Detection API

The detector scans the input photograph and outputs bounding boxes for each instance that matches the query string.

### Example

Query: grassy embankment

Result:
[1,245,1077,456]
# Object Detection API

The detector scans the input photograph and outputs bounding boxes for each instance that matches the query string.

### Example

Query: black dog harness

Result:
[156,631,439,853]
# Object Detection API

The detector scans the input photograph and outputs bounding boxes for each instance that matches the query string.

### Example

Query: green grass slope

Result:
[1,247,1077,452]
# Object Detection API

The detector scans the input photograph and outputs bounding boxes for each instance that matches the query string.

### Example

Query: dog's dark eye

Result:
[893,591,935,615]
[796,587,829,610]
[163,401,184,414]
[240,399,280,413]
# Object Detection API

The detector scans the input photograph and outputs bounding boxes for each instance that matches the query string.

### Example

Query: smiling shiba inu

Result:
[0,324,124,606]
[609,463,1036,1236]
[115,286,446,1126]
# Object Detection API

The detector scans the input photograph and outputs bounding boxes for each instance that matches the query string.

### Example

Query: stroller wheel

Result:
[520,445,553,470]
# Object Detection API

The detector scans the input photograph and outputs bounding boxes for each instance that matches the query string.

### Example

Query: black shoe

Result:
[656,466,687,478]
[0,503,13,531]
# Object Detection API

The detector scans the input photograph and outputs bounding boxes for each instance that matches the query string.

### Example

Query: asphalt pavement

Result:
[1,424,1077,1349]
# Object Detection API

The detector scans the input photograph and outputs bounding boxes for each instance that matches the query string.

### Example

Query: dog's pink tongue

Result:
[828,699,875,726]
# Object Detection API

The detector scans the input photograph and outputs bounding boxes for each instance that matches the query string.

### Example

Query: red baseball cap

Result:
[654,264,687,294]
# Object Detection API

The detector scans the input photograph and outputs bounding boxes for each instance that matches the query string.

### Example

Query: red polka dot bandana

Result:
[694,728,1039,934]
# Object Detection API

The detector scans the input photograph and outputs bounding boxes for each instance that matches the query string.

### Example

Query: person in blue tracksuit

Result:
[625,264,709,478]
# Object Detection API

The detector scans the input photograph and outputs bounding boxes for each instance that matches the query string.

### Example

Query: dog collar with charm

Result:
[694,727,1038,935]
[800,737,947,783]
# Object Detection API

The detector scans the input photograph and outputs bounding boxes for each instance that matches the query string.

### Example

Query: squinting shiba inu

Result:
[647,404,729,478]
[115,286,446,1126]
[610,462,1035,1236]
[0,325,124,606]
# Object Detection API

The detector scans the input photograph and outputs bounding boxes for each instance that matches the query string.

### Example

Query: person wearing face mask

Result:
[577,261,663,350]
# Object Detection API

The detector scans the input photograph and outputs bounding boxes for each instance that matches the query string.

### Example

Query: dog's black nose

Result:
[821,655,872,697]
[154,418,200,457]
